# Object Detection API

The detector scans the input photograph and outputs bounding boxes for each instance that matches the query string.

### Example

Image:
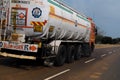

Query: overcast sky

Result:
[63,0,120,38]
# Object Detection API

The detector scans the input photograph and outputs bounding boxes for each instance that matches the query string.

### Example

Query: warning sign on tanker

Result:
[11,8,27,26]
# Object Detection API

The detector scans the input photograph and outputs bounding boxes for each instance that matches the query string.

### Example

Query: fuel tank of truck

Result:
[6,0,91,42]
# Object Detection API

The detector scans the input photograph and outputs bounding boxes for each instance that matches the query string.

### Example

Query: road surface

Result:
[0,46,120,80]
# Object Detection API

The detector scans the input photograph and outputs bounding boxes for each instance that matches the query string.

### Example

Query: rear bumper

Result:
[0,52,36,60]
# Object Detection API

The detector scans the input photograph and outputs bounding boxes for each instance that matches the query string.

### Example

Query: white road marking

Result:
[85,58,96,63]
[101,54,107,57]
[44,69,70,80]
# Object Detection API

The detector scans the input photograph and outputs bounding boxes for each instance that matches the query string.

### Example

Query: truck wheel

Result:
[66,45,75,63]
[74,45,82,60]
[82,43,91,57]
[54,45,66,66]
[91,43,95,52]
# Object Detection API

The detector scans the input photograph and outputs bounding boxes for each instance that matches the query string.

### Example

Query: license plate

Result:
[0,41,38,52]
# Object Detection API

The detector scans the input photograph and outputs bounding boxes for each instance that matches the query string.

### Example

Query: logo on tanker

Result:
[32,7,42,18]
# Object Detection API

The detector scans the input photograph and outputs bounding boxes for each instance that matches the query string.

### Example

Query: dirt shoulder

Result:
[95,44,120,49]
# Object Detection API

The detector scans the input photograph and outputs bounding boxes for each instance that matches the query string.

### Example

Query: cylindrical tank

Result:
[8,0,91,42]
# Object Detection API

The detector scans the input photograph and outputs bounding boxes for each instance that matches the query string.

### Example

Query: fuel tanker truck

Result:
[0,0,97,66]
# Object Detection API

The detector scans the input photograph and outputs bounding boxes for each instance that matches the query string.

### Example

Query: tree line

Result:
[95,27,120,44]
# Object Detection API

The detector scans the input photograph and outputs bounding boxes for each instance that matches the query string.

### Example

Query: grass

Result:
[95,44,120,49]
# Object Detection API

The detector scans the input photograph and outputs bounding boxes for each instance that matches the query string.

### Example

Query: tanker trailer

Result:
[0,0,97,66]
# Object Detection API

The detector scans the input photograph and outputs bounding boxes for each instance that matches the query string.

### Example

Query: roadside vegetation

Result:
[95,26,120,49]
[95,44,120,49]
[95,26,120,44]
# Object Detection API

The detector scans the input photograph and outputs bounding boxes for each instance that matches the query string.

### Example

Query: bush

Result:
[101,36,112,44]
[112,38,120,44]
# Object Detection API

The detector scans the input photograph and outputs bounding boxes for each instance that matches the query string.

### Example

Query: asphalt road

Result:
[0,46,120,80]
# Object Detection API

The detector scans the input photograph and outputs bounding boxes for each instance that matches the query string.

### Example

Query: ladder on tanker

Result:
[0,0,9,41]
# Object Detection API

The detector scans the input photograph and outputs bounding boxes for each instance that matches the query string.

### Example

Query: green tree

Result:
[95,26,105,43]
[101,36,112,44]
[112,38,120,44]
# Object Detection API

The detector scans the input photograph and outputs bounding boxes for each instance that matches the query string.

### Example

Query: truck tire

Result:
[82,43,91,57]
[74,45,82,60]
[54,45,66,66]
[91,43,95,52]
[66,45,75,63]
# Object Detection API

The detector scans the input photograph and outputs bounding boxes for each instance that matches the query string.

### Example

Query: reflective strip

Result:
[0,52,36,60]
[40,22,44,26]
[36,22,40,25]
[31,22,44,26]
[30,20,47,26]
[30,22,34,25]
